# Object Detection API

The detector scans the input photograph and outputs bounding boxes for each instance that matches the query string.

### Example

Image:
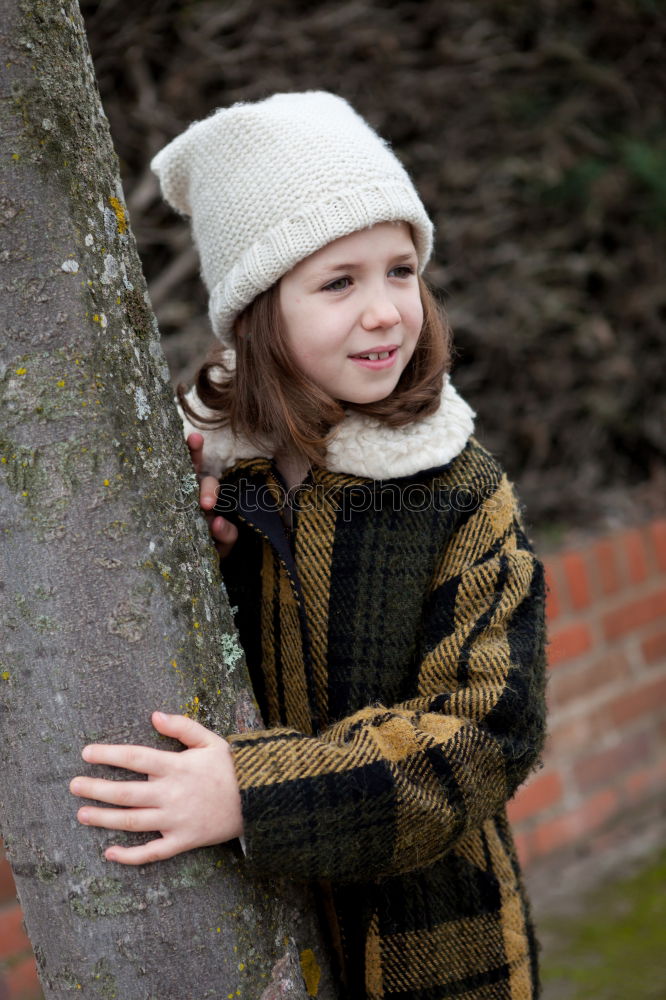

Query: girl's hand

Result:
[70,712,243,866]
[187,432,238,558]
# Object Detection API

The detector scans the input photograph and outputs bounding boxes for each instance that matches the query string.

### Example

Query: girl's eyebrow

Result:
[309,251,417,280]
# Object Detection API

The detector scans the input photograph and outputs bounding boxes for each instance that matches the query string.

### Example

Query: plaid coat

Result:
[190,378,548,999]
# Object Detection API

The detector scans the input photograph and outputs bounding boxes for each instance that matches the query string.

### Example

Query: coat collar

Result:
[180,352,476,481]
[325,375,475,479]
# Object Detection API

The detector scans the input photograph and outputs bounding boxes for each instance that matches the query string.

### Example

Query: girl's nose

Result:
[361,293,401,330]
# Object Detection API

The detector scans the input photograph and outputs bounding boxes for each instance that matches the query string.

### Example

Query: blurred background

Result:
[1,2,664,999]
[82,0,666,551]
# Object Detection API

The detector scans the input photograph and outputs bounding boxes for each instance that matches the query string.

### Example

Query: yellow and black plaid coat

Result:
[216,433,548,999]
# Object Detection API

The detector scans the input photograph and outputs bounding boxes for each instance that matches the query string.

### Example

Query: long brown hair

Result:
[178,274,453,467]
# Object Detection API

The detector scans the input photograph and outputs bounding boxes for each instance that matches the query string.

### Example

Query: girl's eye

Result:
[322,266,414,292]
[323,276,351,292]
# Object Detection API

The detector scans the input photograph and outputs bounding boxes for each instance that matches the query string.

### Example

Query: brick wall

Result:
[0,842,40,1000]
[508,517,666,864]
[2,517,665,998]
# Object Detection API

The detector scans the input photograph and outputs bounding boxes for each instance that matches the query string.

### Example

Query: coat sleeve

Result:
[226,477,548,883]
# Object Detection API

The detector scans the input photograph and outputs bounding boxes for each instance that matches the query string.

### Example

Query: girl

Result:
[70,92,548,999]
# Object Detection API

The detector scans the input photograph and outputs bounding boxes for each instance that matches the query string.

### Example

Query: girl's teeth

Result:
[361,351,391,360]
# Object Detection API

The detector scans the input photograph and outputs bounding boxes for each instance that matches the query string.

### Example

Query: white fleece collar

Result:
[325,375,475,479]
[180,355,476,481]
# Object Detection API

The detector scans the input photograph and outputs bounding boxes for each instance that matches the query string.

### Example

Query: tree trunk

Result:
[0,2,337,997]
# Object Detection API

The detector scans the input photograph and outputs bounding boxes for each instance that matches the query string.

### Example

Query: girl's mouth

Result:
[349,347,398,370]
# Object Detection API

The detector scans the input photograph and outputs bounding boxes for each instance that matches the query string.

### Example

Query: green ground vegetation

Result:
[540,843,666,1000]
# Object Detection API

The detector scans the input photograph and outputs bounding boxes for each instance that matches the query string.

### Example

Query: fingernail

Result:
[81,746,92,761]
[154,711,168,722]
[78,810,90,824]
[70,779,81,794]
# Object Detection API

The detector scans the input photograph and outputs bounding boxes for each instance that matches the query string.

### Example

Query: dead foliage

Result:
[81,0,666,543]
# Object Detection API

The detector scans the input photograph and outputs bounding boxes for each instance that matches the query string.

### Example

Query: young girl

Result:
[70,92,548,999]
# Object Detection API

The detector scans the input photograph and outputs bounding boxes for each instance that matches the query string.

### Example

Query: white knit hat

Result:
[150,91,434,344]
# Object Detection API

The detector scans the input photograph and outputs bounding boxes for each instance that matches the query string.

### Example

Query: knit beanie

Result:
[150,91,434,344]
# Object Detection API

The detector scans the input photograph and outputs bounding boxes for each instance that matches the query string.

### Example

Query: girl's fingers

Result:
[186,432,204,476]
[151,711,218,749]
[104,837,177,867]
[199,474,220,511]
[208,516,238,558]
[211,516,237,544]
[69,776,157,807]
[81,743,172,776]
[77,805,161,833]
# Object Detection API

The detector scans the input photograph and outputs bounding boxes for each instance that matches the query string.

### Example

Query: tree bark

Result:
[0,2,337,997]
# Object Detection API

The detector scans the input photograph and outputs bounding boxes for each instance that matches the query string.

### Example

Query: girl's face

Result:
[278,222,424,405]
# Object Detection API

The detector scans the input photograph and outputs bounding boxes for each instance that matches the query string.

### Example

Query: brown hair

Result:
[178,274,453,467]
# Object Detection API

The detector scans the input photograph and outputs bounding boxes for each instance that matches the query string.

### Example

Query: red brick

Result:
[641,629,666,666]
[649,518,666,573]
[545,715,598,758]
[607,674,666,728]
[543,560,561,622]
[548,623,593,667]
[562,551,591,610]
[0,906,31,961]
[531,789,619,857]
[574,730,653,793]
[508,771,564,824]
[593,538,621,596]
[623,760,666,804]
[547,650,631,709]
[0,854,16,907]
[621,528,649,584]
[602,587,666,640]
[512,832,531,868]
[4,954,41,1000]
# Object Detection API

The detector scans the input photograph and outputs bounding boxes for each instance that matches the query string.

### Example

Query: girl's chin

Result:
[337,387,398,405]
[318,369,403,405]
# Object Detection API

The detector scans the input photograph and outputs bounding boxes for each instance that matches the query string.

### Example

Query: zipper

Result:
[268,462,297,549]
[269,459,315,553]
[230,464,321,733]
